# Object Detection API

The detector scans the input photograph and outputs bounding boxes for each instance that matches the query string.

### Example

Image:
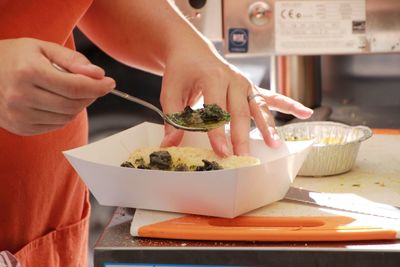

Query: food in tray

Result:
[121,146,260,171]
[284,135,341,145]
[166,104,231,131]
[278,121,372,176]
[284,135,313,142]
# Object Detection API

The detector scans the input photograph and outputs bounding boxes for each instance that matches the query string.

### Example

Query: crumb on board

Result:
[374,181,386,187]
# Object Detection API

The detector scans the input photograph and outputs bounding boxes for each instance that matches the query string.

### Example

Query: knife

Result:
[284,187,400,220]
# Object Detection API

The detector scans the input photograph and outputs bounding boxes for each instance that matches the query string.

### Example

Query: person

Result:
[0,0,313,266]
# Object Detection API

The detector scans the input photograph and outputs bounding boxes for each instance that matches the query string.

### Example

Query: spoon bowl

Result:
[110,90,218,132]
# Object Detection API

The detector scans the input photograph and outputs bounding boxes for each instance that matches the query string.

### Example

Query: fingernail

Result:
[269,127,282,148]
[304,106,314,114]
[104,77,115,87]
[296,103,313,113]
[89,64,104,71]
[84,64,105,75]
[269,127,280,140]
[220,143,230,157]
[160,134,171,147]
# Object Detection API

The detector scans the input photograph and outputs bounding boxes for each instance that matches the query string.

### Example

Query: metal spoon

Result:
[52,63,223,132]
[109,89,223,132]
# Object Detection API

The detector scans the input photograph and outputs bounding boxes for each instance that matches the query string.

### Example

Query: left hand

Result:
[159,40,313,157]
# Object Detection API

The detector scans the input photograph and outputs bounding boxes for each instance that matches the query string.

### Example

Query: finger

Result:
[159,75,189,147]
[202,79,230,157]
[160,124,184,148]
[249,96,281,148]
[67,63,105,80]
[11,106,75,125]
[227,83,251,156]
[31,58,115,99]
[40,40,105,79]
[260,89,313,119]
[30,109,75,125]
[12,123,69,136]
[19,85,94,115]
[207,127,230,157]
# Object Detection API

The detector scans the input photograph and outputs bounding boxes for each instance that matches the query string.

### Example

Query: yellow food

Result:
[126,146,260,171]
[285,136,342,145]
[284,136,312,141]
[320,137,342,145]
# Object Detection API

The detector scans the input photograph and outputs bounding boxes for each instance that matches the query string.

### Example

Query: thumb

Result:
[39,40,105,79]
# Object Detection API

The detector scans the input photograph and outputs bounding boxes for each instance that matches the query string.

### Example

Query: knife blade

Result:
[284,187,400,220]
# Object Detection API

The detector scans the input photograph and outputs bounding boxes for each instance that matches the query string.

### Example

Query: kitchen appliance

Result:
[173,0,400,114]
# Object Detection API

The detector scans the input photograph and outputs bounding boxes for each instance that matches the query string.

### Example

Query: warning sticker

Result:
[275,0,367,54]
[228,28,249,53]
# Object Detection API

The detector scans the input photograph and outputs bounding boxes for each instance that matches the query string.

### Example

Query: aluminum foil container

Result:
[277,121,373,177]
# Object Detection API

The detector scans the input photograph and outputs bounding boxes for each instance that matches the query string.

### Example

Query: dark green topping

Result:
[174,163,189,172]
[200,104,230,123]
[134,157,145,165]
[195,160,223,171]
[120,161,135,168]
[179,106,203,125]
[134,157,149,169]
[149,151,172,170]
[137,165,150,169]
[121,151,224,172]
[167,104,230,130]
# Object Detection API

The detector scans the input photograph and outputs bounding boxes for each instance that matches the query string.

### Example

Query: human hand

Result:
[0,38,115,135]
[159,41,313,157]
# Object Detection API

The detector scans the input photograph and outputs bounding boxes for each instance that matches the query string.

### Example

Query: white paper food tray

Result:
[64,122,313,218]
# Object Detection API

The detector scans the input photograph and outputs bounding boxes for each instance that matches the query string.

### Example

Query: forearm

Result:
[78,0,212,75]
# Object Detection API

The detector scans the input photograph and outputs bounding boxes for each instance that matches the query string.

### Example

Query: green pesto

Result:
[167,104,230,131]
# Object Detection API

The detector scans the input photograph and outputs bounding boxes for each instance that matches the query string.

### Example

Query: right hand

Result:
[0,38,115,135]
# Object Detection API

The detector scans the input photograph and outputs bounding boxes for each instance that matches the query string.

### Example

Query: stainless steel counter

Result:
[93,127,400,267]
[94,207,400,267]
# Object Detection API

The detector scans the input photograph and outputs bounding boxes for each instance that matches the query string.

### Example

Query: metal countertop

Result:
[93,125,400,267]
[94,206,400,267]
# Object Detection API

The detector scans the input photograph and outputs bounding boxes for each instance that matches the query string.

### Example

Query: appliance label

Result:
[275,0,367,54]
[228,28,249,53]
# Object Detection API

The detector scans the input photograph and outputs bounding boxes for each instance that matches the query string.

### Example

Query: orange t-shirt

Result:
[0,0,93,266]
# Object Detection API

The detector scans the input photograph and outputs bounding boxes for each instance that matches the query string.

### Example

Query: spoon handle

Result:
[110,89,165,119]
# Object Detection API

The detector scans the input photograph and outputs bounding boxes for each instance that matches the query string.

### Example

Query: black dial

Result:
[189,0,207,9]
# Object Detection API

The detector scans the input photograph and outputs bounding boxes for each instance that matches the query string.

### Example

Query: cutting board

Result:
[131,132,400,242]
